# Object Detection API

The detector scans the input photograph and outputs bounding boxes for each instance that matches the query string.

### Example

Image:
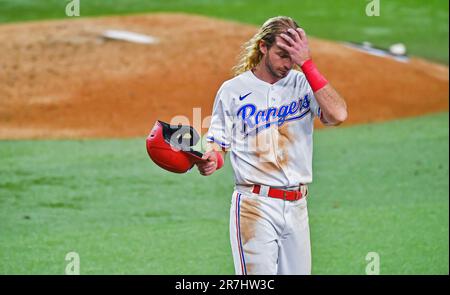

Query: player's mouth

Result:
[279,69,289,77]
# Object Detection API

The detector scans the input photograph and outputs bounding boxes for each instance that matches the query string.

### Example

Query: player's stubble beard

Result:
[264,53,290,80]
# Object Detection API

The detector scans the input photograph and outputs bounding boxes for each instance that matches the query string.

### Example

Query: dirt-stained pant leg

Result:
[229,190,312,275]
[277,197,312,275]
[229,190,282,275]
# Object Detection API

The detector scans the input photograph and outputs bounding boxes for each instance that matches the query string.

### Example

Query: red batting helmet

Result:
[146,120,206,173]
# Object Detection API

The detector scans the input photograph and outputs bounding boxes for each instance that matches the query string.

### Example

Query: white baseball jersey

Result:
[207,69,323,275]
[206,69,322,187]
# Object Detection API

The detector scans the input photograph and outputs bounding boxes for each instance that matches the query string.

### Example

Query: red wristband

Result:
[300,59,328,92]
[215,151,224,170]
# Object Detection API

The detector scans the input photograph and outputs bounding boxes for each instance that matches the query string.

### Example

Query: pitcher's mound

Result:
[0,13,448,139]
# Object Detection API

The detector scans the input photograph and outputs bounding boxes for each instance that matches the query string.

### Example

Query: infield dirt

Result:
[0,13,448,139]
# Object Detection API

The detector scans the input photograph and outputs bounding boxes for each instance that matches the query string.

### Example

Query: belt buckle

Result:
[283,190,287,201]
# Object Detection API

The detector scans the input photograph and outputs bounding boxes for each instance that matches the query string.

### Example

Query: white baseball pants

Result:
[229,189,311,275]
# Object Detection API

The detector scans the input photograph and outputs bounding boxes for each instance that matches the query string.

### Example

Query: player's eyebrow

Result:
[277,49,289,56]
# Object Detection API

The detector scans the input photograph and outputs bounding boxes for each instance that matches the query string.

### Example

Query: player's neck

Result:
[252,63,281,85]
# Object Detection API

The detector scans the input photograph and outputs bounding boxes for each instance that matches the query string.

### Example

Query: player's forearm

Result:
[313,84,347,125]
[300,59,347,125]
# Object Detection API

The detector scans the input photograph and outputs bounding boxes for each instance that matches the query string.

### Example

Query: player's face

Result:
[262,37,294,79]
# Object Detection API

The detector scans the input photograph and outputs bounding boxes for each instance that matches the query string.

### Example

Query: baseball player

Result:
[196,16,347,275]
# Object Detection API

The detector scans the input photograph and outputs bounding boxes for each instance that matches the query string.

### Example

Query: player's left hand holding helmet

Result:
[197,150,222,176]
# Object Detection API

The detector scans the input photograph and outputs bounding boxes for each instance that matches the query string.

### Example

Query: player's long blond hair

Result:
[233,16,299,76]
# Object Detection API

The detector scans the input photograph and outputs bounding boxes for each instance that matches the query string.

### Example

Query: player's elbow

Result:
[327,108,348,126]
[335,108,348,124]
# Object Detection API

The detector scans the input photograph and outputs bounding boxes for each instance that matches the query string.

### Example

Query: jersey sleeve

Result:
[309,91,321,118]
[206,86,233,150]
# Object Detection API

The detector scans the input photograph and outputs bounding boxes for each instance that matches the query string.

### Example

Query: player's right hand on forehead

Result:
[196,151,218,176]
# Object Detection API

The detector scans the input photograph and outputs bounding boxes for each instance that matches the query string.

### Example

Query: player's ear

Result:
[259,40,268,55]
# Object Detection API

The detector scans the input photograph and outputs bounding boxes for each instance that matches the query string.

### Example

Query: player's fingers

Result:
[197,166,207,173]
[296,28,307,43]
[277,41,293,53]
[280,33,296,46]
[202,151,213,160]
[199,159,215,169]
[287,28,301,43]
[205,151,219,162]
[204,168,215,175]
[202,165,216,175]
[201,165,215,176]
[197,159,208,167]
[198,163,215,175]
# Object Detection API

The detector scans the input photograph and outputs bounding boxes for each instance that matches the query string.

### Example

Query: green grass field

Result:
[1,113,448,274]
[0,0,448,63]
[0,0,448,275]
